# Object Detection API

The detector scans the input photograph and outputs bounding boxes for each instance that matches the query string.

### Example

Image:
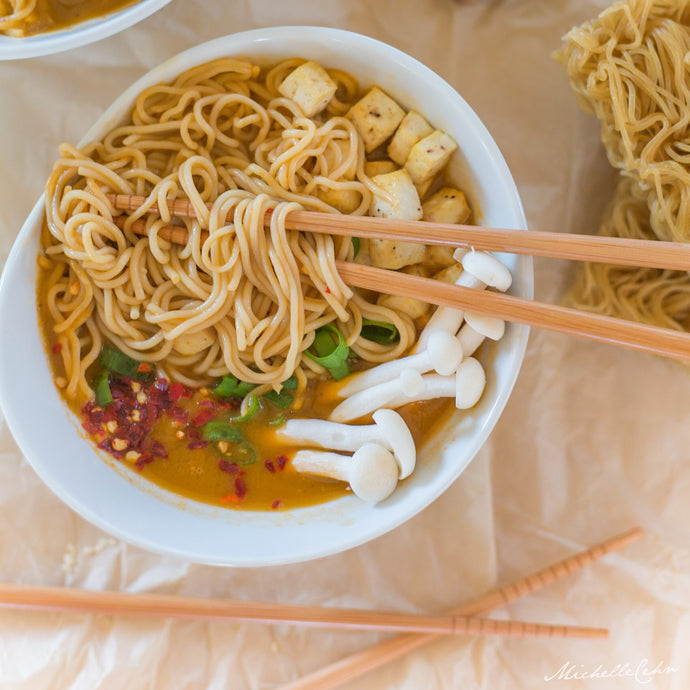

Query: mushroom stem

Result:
[416,249,512,351]
[330,358,486,422]
[338,330,463,397]
[276,408,416,478]
[291,443,400,503]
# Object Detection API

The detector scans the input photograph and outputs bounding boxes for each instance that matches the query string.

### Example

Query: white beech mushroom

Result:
[416,248,512,350]
[337,330,463,397]
[291,443,400,503]
[330,358,486,422]
[329,369,423,423]
[458,312,506,357]
[276,408,416,478]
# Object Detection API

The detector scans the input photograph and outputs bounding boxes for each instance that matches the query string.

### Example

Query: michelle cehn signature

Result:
[544,658,678,684]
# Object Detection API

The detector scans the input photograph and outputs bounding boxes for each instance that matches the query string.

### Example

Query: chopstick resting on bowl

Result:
[106,195,690,361]
[0,582,607,639]
[107,193,690,270]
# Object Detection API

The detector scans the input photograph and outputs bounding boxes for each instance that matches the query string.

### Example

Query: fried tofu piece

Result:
[405,130,458,185]
[378,265,431,320]
[318,187,362,213]
[370,169,422,220]
[369,238,427,270]
[347,87,405,152]
[363,160,398,178]
[422,186,472,224]
[387,110,434,165]
[278,61,338,117]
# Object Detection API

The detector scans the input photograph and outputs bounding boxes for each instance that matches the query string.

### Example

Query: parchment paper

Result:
[0,1,688,688]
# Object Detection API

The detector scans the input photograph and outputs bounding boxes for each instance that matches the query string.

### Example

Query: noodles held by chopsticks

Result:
[42,58,416,399]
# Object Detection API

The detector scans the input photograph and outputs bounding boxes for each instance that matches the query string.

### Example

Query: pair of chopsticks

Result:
[280,526,643,690]
[106,193,690,361]
[1,527,642,685]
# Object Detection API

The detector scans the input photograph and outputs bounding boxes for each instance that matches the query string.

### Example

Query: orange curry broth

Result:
[37,269,454,511]
[6,0,140,37]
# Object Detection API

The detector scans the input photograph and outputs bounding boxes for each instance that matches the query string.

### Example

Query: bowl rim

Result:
[0,26,532,566]
[0,0,173,60]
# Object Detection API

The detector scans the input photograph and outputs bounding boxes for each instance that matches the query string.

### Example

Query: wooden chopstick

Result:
[109,199,690,361]
[106,193,690,270]
[279,527,643,690]
[337,261,690,361]
[0,582,606,639]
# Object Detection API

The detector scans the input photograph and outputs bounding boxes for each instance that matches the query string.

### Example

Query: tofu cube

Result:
[347,87,405,152]
[370,169,422,220]
[422,186,472,224]
[378,264,430,320]
[433,263,464,284]
[318,187,362,214]
[387,110,434,165]
[405,130,458,185]
[425,245,457,270]
[369,238,427,270]
[364,160,398,178]
[278,61,338,117]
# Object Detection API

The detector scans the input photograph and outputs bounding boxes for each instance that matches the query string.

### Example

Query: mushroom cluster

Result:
[278,248,512,504]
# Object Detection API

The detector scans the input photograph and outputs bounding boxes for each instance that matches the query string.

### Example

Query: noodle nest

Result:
[555,0,690,336]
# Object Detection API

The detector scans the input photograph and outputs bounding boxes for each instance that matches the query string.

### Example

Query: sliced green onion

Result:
[361,319,400,344]
[263,376,298,409]
[202,396,261,442]
[93,370,113,406]
[99,345,153,382]
[213,375,256,398]
[202,421,244,443]
[233,395,261,423]
[225,440,257,466]
[304,324,351,380]
[351,237,361,257]
[268,413,286,427]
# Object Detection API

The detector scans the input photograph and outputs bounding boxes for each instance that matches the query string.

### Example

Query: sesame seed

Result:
[124,451,141,463]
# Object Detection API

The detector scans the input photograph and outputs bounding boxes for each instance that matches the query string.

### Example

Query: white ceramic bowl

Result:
[0,27,532,566]
[0,0,172,60]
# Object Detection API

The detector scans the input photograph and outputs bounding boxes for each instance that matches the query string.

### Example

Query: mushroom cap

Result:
[455,356,486,409]
[461,251,512,292]
[426,330,464,376]
[372,408,416,478]
[349,443,399,503]
[463,311,506,341]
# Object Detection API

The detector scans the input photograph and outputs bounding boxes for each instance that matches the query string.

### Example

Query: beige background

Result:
[0,0,688,688]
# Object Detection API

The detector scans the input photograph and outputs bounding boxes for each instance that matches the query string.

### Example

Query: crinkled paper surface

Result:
[0,1,688,688]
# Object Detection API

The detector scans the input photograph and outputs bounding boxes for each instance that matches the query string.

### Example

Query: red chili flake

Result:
[264,459,276,473]
[218,459,240,475]
[137,362,152,373]
[135,452,155,470]
[234,476,247,500]
[220,493,239,504]
[271,500,281,509]
[169,381,185,403]
[150,441,168,458]
[324,285,331,294]
[191,408,214,427]
[187,440,208,450]
[51,343,63,354]
[276,455,288,470]
[168,406,189,424]
[186,427,201,441]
